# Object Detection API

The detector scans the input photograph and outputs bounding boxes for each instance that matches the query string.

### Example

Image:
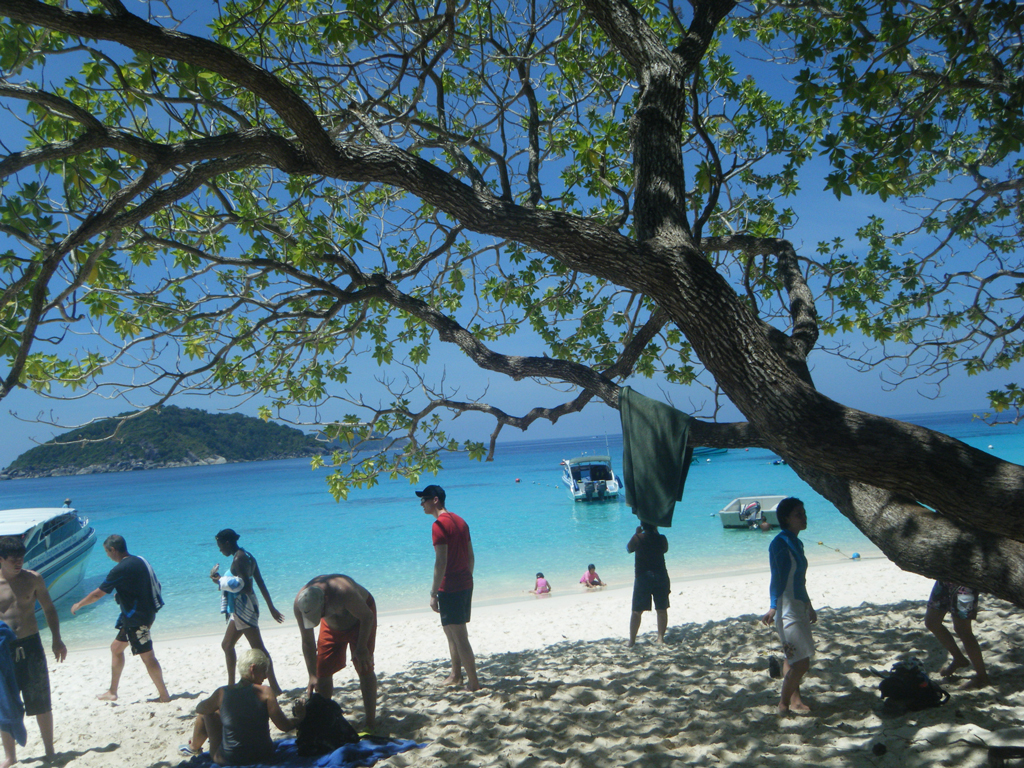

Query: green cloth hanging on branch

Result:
[619,387,694,528]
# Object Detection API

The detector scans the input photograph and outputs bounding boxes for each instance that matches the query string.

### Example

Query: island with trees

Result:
[1,406,331,478]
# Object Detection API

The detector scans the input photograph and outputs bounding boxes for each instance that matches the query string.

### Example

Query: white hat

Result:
[296,586,325,629]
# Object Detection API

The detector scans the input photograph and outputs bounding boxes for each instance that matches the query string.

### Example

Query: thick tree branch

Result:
[795,462,1024,607]
[375,275,622,404]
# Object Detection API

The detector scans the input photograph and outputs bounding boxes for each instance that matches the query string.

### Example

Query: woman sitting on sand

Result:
[760,497,817,715]
[181,649,304,765]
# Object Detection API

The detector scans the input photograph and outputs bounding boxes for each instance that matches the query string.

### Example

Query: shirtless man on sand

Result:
[294,575,377,732]
[0,536,67,766]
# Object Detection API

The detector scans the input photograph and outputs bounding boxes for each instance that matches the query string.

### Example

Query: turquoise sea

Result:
[1,409,1021,650]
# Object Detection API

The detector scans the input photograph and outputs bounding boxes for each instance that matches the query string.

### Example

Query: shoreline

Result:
[38,556,1024,768]
[55,550,889,652]
[59,555,924,662]
[0,452,327,480]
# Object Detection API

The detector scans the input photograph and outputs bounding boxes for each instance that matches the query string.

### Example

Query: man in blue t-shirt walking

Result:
[72,534,171,702]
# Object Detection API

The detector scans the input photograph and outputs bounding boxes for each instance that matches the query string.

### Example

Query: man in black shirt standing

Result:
[72,534,171,702]
[626,523,670,647]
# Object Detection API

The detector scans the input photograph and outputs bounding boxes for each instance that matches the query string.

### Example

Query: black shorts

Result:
[12,633,51,716]
[928,581,979,620]
[437,588,473,626]
[116,623,154,655]
[632,571,670,613]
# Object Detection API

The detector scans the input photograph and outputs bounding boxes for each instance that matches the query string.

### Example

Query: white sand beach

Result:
[25,557,1024,767]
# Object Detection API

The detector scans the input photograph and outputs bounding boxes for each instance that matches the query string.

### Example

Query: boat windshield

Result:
[24,513,80,561]
[571,463,612,482]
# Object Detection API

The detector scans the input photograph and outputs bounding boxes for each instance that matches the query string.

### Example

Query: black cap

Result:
[415,485,446,505]
[215,528,240,543]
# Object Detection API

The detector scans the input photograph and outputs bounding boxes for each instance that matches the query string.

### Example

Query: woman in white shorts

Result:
[761,497,816,715]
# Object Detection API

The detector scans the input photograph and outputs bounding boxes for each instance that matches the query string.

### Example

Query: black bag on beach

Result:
[295,693,360,756]
[878,658,949,711]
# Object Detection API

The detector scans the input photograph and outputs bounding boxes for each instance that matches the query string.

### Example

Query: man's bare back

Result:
[304,574,371,632]
[294,573,377,727]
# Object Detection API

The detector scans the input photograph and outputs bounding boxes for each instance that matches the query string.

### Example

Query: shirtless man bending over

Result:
[0,536,67,766]
[294,575,377,732]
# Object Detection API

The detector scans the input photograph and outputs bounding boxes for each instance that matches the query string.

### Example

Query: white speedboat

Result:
[0,507,97,603]
[561,455,621,502]
[717,496,786,529]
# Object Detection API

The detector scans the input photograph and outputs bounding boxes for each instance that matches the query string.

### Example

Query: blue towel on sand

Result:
[179,737,423,768]
[0,621,26,747]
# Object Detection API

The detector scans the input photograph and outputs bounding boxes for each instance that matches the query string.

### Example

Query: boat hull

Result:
[33,527,97,603]
[691,447,727,463]
[566,481,620,502]
[717,496,786,529]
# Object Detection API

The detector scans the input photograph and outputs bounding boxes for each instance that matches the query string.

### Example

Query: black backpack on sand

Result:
[878,658,949,712]
[295,693,360,756]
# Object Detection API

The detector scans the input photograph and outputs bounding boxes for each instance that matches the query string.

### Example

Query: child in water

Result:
[530,572,551,595]
[580,564,605,588]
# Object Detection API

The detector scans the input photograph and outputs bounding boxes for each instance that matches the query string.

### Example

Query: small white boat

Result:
[717,496,786,529]
[0,507,97,603]
[561,455,621,502]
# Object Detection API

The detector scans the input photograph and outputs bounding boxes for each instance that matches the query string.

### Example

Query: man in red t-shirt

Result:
[417,485,480,691]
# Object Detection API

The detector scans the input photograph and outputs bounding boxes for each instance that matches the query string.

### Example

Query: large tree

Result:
[1,0,1023,600]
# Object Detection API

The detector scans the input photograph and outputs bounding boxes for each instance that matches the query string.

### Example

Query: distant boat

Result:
[717,496,786,529]
[0,507,97,603]
[561,455,621,502]
[691,447,727,463]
